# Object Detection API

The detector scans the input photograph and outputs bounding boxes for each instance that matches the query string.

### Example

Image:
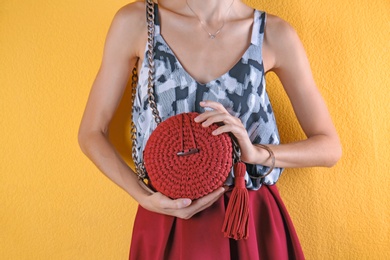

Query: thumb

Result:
[160,197,192,209]
[174,198,192,208]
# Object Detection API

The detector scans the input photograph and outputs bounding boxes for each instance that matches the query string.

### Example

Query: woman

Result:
[78,0,342,259]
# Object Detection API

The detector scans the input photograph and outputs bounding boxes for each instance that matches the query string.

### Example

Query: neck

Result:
[185,0,236,23]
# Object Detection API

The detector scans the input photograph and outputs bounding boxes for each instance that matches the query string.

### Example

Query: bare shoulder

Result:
[104,1,147,60]
[263,14,304,71]
[111,1,147,36]
[114,1,146,23]
[264,14,299,45]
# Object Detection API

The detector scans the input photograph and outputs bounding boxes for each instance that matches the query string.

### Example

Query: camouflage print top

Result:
[132,5,283,189]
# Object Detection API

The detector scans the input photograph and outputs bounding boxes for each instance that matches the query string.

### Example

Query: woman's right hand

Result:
[138,187,227,219]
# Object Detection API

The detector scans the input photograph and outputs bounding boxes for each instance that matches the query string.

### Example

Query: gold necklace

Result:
[186,0,235,39]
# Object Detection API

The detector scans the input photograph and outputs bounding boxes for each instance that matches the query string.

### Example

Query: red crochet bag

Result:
[143,112,233,200]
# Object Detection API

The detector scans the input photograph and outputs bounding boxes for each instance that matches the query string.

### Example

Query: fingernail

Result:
[182,199,191,206]
[194,116,199,122]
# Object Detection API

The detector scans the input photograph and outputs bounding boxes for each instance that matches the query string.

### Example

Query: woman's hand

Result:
[138,187,227,219]
[194,101,264,164]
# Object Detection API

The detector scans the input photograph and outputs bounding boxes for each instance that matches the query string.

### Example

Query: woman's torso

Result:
[133,3,283,189]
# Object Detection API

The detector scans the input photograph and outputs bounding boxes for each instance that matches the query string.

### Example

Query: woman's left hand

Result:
[194,100,258,164]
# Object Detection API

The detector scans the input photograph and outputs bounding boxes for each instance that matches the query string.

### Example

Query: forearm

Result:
[78,130,228,219]
[251,134,342,169]
[78,131,149,202]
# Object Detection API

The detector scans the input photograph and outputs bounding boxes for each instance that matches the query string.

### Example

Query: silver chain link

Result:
[130,67,147,179]
[146,0,162,125]
[131,0,161,180]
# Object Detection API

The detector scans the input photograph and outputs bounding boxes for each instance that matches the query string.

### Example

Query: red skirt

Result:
[129,185,305,260]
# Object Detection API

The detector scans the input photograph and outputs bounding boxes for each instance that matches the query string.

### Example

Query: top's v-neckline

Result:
[155,8,259,86]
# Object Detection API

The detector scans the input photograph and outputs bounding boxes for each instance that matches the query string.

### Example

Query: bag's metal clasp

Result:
[177,148,200,156]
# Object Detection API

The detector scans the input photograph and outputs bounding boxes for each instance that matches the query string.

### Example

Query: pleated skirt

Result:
[129,185,305,260]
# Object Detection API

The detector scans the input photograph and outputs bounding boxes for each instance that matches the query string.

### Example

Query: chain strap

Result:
[130,67,147,179]
[130,0,157,181]
[145,0,162,125]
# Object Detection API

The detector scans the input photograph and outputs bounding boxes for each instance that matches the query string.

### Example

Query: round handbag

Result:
[143,112,233,199]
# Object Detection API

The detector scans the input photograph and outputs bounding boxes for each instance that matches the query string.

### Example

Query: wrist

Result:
[136,190,154,210]
[241,144,268,165]
[253,144,274,167]
[130,178,155,205]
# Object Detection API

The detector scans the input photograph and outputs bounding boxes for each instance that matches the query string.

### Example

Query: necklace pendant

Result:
[187,0,235,40]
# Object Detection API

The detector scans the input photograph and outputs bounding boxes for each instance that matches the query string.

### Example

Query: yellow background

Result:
[1,0,389,259]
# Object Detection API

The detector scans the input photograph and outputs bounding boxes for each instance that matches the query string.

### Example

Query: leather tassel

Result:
[222,161,249,240]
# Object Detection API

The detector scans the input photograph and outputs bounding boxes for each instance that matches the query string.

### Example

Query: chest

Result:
[158,11,255,84]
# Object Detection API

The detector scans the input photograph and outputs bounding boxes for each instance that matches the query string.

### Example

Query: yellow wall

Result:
[0,0,389,259]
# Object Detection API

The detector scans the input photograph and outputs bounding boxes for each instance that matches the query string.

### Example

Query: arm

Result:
[78,3,149,202]
[78,3,225,219]
[262,14,342,168]
[195,15,342,168]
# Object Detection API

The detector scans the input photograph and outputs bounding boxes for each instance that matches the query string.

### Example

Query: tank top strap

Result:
[152,3,161,36]
[251,10,266,49]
